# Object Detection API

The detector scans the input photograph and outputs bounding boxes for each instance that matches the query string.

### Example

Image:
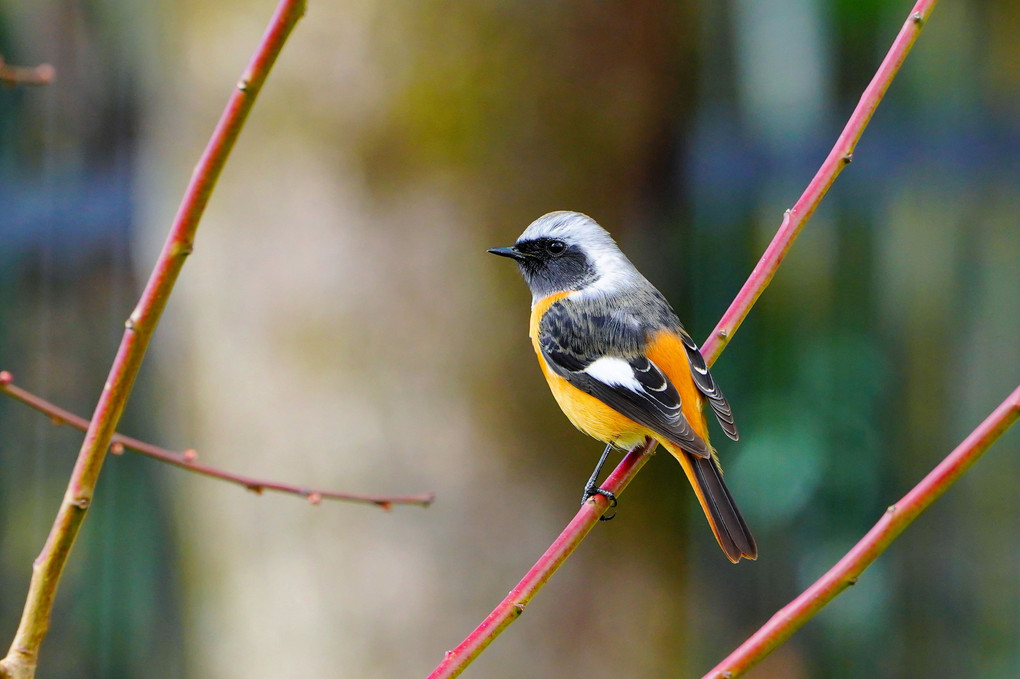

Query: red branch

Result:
[0,371,434,509]
[426,1,943,677]
[427,439,656,679]
[704,385,1020,678]
[0,3,306,678]
[701,0,938,365]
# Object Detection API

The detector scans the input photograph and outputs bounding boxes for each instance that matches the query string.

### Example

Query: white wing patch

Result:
[583,357,642,391]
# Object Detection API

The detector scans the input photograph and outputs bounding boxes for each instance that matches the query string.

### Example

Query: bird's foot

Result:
[581,484,618,521]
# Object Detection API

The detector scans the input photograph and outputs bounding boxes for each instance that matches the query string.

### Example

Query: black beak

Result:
[487,246,528,262]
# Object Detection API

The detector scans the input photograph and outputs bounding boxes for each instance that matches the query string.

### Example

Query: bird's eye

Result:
[546,240,567,256]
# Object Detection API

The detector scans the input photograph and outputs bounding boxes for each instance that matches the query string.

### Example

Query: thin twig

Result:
[0,3,306,678]
[0,56,55,86]
[704,385,1020,678]
[0,371,434,509]
[426,1,941,677]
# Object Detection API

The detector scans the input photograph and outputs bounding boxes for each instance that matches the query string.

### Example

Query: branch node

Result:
[173,241,195,258]
[110,442,125,455]
[307,492,322,505]
[377,501,392,511]
[512,601,526,616]
[237,79,250,92]
[716,328,729,339]
[71,497,90,510]
[847,576,858,586]
[246,484,265,495]
[842,152,853,165]
[886,504,898,514]
[182,448,198,462]
[911,11,924,25]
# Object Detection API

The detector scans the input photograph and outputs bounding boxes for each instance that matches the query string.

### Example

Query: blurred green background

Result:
[1,1,1018,677]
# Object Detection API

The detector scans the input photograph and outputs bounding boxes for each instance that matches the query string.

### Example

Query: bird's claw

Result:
[582,485,618,521]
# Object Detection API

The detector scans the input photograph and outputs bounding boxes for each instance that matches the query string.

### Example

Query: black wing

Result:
[675,325,739,441]
[538,300,711,458]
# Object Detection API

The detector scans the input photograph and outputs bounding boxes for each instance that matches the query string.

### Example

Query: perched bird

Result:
[489,211,756,562]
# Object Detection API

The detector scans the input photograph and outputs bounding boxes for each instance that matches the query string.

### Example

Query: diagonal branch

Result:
[427,1,941,677]
[701,0,939,365]
[0,371,434,509]
[703,384,1020,679]
[427,439,656,679]
[0,2,306,678]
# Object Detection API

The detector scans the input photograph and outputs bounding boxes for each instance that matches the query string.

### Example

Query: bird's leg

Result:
[581,442,618,520]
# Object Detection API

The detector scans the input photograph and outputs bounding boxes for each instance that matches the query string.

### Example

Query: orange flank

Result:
[641,330,756,561]
[644,329,711,445]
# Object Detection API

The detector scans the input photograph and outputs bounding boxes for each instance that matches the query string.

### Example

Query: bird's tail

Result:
[676,450,757,563]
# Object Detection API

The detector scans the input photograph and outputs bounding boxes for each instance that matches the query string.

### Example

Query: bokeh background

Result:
[1,0,1018,677]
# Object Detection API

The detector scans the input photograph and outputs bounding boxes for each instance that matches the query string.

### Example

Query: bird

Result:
[488,211,756,563]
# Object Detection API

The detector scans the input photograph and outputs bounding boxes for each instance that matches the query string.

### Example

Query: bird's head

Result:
[488,211,638,301]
